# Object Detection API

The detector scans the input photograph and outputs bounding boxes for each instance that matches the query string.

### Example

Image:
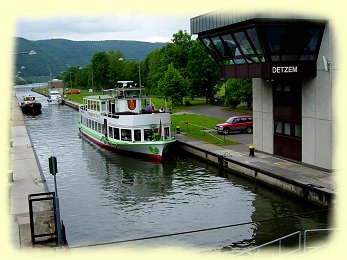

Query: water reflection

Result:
[81,140,175,207]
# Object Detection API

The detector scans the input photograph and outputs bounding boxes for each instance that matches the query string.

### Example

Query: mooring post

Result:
[49,156,63,247]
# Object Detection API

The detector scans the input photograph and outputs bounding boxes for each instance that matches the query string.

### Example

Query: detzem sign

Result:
[220,62,316,79]
[272,66,298,74]
[266,62,317,79]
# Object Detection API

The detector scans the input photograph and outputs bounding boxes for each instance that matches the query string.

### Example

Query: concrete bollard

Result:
[176,126,180,134]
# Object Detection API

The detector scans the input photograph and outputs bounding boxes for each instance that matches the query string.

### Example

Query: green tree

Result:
[91,51,110,89]
[107,50,126,87]
[160,30,192,78]
[157,64,187,106]
[224,78,253,109]
[143,49,165,93]
[63,66,80,88]
[186,40,220,102]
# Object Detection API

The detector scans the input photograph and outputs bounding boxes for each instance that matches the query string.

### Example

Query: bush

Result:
[185,99,192,106]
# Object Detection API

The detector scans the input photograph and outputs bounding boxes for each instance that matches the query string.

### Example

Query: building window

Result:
[211,36,226,57]
[201,38,220,60]
[221,34,237,57]
[284,123,291,135]
[234,31,256,62]
[265,26,285,53]
[275,121,283,134]
[295,124,302,137]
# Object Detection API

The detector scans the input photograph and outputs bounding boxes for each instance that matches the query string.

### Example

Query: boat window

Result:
[134,129,141,141]
[114,128,120,140]
[144,129,153,141]
[164,127,170,139]
[121,129,132,141]
[101,101,106,112]
[109,127,113,138]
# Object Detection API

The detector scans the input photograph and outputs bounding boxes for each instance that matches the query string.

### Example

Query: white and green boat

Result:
[78,81,175,161]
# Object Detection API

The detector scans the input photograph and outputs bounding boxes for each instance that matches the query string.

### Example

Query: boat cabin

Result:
[79,81,172,144]
[22,95,36,102]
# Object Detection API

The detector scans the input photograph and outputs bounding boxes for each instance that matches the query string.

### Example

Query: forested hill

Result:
[14,37,166,77]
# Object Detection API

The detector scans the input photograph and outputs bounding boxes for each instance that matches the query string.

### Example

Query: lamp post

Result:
[118,57,141,87]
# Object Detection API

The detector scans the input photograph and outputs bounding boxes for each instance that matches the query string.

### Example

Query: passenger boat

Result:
[77,81,176,161]
[47,89,63,104]
[20,94,42,115]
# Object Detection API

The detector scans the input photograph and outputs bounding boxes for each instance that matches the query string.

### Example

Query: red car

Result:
[215,116,253,134]
[67,89,80,94]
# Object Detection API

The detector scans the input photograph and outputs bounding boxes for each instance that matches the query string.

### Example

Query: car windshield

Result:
[226,117,234,123]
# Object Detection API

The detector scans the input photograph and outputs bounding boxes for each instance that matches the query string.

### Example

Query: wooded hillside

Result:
[14,37,166,77]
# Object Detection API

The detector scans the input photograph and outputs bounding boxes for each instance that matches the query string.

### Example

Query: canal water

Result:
[15,85,331,251]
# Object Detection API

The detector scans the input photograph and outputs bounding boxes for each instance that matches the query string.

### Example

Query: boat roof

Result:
[83,94,114,100]
[104,87,144,92]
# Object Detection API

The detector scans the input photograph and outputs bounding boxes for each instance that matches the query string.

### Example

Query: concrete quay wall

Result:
[10,93,49,249]
[176,140,333,207]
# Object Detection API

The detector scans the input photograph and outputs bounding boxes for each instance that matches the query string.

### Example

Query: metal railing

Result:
[236,228,335,256]
[236,231,301,256]
[304,228,335,253]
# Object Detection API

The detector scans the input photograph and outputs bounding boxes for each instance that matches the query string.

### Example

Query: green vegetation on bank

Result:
[171,114,237,146]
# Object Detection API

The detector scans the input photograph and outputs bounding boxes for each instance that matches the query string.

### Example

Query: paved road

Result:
[183,104,253,153]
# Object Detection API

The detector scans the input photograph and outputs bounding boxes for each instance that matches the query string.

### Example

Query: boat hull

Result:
[78,124,175,161]
[47,98,63,105]
[21,103,42,116]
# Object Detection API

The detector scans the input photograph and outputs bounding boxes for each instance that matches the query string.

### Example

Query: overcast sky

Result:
[16,13,199,43]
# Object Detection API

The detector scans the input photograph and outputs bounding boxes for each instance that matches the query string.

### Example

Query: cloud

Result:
[16,13,194,42]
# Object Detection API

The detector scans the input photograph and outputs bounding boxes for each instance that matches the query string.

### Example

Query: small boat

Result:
[20,94,42,115]
[78,81,176,161]
[47,89,63,104]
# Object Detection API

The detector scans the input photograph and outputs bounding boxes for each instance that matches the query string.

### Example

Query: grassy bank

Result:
[171,113,237,146]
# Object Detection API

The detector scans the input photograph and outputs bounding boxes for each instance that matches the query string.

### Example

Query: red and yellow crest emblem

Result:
[127,100,136,110]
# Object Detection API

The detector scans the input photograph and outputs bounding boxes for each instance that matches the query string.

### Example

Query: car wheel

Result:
[223,128,229,135]
[246,127,253,134]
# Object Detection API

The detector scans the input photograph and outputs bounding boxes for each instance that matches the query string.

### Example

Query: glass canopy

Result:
[198,18,326,78]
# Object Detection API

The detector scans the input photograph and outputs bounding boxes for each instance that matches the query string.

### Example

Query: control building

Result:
[191,12,334,171]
